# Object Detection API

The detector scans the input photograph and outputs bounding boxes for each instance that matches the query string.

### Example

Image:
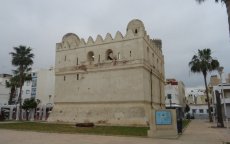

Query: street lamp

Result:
[167,94,172,108]
[218,66,229,129]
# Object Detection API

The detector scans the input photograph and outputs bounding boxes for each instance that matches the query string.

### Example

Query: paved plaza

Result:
[0,120,229,144]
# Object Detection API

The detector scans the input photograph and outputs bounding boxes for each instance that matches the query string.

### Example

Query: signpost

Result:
[156,110,172,125]
[148,109,178,138]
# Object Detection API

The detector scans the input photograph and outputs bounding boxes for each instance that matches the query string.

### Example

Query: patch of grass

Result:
[0,122,148,137]
[182,119,190,129]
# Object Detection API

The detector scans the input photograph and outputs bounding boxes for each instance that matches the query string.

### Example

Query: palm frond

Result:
[189,48,219,75]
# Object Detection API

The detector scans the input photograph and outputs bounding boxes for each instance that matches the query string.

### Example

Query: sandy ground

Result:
[0,119,229,144]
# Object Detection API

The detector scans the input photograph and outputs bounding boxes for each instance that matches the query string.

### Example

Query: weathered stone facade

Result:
[48,19,165,126]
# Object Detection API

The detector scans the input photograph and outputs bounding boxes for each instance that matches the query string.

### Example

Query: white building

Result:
[165,79,186,108]
[186,89,210,119]
[0,69,54,120]
[18,68,55,105]
[35,68,55,105]
[213,83,230,118]
[21,81,32,100]
[190,104,209,119]
[0,74,11,106]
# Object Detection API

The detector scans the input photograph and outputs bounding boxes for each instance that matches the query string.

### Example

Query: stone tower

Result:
[48,19,165,126]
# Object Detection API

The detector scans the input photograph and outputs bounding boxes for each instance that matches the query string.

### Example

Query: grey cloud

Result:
[0,0,229,88]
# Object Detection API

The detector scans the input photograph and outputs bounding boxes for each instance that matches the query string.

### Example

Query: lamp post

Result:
[167,94,172,108]
[218,66,229,129]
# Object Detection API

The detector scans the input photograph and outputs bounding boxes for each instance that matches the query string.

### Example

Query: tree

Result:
[185,104,191,119]
[215,90,224,127]
[22,98,39,120]
[189,48,219,122]
[185,104,190,113]
[9,45,34,120]
[5,75,20,105]
[196,0,230,36]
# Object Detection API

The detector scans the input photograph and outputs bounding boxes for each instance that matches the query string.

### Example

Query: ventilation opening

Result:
[135,29,138,34]
[98,54,100,62]
[106,49,113,60]
[77,57,78,65]
[64,76,66,81]
[130,51,132,57]
[77,74,79,80]
[87,51,94,62]
[118,52,121,59]
[64,55,67,61]
[147,47,149,60]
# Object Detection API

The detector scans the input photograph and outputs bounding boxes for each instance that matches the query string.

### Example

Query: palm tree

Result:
[5,75,20,105]
[22,98,39,120]
[196,0,230,36]
[189,48,219,122]
[10,45,34,120]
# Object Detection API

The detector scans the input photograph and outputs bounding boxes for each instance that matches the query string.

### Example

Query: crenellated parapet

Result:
[56,19,162,52]
[56,31,141,51]
[55,19,164,78]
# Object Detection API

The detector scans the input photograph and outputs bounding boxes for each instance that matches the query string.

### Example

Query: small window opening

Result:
[118,52,121,59]
[106,49,113,60]
[64,76,66,81]
[87,51,94,62]
[199,109,204,113]
[77,74,79,80]
[98,54,100,62]
[192,109,196,114]
[135,29,138,34]
[64,56,67,61]
[147,47,149,60]
[130,51,132,57]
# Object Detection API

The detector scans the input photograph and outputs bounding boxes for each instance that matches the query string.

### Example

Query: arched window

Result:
[87,51,94,62]
[106,49,113,60]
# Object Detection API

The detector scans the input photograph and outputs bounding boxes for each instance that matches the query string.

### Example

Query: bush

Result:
[0,110,5,121]
[75,123,94,127]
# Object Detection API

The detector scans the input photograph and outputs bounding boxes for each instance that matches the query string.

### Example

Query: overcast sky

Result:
[0,0,229,88]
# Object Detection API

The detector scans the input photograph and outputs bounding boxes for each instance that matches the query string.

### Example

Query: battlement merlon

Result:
[56,19,162,54]
[153,39,162,52]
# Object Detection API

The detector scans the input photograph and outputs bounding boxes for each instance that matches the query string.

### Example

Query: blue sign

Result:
[155,110,172,125]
